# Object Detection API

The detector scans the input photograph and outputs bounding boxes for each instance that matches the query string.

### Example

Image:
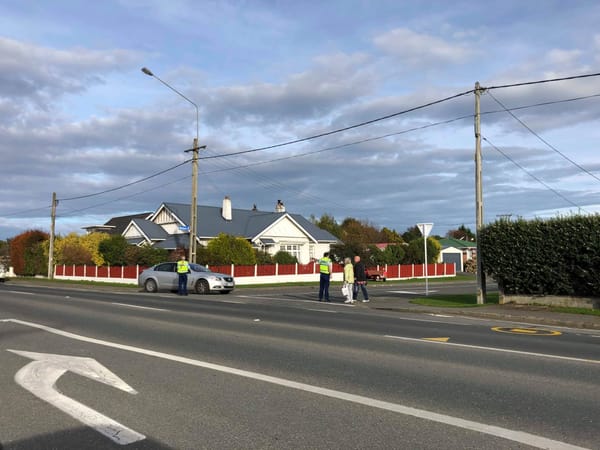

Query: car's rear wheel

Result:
[144,279,158,293]
[195,279,210,294]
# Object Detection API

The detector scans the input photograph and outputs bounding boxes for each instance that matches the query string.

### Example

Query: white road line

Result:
[0,318,590,450]
[384,335,600,365]
[112,303,168,312]
[305,309,338,313]
[7,291,34,295]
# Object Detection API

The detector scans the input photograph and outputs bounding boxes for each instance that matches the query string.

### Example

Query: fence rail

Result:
[53,262,455,285]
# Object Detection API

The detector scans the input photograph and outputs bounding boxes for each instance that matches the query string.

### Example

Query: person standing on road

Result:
[177,255,190,296]
[318,252,333,302]
[353,255,369,302]
[343,257,355,304]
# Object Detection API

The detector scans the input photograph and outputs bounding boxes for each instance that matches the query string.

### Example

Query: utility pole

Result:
[47,192,57,279]
[474,82,486,304]
[188,138,199,263]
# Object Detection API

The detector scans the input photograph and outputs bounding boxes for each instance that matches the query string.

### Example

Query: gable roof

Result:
[159,202,338,242]
[104,212,152,235]
[438,237,477,249]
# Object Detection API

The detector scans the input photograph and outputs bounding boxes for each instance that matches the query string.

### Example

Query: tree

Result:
[381,227,404,244]
[125,245,168,266]
[9,229,49,276]
[99,235,129,265]
[254,249,274,264]
[55,232,109,266]
[311,213,342,238]
[403,237,441,264]
[206,233,256,265]
[402,225,422,243]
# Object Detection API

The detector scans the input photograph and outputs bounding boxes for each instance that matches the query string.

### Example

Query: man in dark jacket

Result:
[353,255,369,302]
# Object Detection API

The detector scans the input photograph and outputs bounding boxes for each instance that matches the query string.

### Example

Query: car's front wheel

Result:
[195,279,210,294]
[144,279,158,293]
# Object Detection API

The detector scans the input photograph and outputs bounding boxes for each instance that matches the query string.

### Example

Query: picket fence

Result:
[54,262,455,285]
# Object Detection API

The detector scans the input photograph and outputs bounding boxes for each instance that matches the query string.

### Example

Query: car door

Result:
[154,262,177,290]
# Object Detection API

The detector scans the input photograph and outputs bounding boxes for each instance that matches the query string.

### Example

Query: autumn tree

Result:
[9,229,49,276]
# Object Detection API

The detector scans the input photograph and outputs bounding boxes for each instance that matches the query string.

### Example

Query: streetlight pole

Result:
[141,67,200,262]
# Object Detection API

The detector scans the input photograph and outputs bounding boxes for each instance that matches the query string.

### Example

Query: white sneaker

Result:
[362,299,370,303]
[344,299,351,303]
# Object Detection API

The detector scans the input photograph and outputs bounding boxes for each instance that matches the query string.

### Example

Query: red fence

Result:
[54,263,455,281]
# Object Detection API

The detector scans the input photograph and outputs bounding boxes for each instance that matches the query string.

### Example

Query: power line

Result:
[486,71,600,90]
[486,90,600,184]
[198,90,474,160]
[58,159,191,201]
[482,135,588,213]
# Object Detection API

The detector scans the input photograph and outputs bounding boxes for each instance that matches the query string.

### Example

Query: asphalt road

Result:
[0,283,598,449]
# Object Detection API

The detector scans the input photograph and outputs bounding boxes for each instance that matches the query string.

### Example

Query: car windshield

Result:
[190,264,210,273]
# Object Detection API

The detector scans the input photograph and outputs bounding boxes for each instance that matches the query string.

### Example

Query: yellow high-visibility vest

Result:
[319,257,331,274]
[177,260,190,274]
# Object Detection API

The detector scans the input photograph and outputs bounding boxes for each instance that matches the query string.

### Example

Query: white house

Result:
[92,198,338,264]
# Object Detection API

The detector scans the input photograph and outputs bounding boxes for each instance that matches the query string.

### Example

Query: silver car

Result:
[138,262,235,294]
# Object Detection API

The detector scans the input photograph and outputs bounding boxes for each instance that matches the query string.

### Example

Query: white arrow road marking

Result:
[1,318,590,450]
[7,349,145,445]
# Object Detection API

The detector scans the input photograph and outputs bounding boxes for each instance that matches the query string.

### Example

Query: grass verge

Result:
[410,293,499,307]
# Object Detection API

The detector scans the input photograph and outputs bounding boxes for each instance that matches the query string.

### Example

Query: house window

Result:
[279,244,300,261]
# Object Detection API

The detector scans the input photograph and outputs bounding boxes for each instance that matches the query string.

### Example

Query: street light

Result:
[141,67,201,262]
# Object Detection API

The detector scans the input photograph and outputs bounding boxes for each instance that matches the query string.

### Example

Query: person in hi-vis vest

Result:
[177,255,190,296]
[318,252,333,302]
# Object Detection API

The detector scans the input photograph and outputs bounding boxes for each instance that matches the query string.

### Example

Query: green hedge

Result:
[480,216,600,296]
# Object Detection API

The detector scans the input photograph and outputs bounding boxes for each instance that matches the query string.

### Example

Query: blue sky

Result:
[1,0,600,240]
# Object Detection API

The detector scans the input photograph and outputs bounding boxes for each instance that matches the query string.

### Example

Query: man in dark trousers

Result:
[353,255,370,302]
[318,252,333,302]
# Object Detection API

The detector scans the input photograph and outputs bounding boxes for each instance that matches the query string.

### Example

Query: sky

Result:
[1,0,600,241]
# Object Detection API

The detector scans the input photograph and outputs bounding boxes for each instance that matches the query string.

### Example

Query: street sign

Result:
[416,223,434,296]
[417,222,433,237]
[178,225,190,232]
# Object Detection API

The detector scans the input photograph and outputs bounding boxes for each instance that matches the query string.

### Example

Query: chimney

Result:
[275,199,285,213]
[222,196,232,221]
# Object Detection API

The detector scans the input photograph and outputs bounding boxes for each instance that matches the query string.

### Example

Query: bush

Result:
[480,215,600,296]
[273,251,297,264]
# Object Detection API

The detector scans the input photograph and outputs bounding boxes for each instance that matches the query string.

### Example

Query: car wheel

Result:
[144,279,158,293]
[195,279,210,294]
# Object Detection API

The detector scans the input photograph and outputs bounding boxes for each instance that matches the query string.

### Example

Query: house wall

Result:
[261,217,316,264]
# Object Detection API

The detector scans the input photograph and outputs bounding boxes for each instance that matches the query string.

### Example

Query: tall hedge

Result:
[480,216,600,296]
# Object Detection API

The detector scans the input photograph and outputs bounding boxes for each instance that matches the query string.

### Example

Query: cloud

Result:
[373,28,474,66]
[203,52,374,126]
[0,37,141,110]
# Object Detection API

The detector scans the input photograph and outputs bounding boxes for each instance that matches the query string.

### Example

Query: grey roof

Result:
[153,234,191,250]
[105,212,152,235]
[161,202,338,242]
[130,218,168,241]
